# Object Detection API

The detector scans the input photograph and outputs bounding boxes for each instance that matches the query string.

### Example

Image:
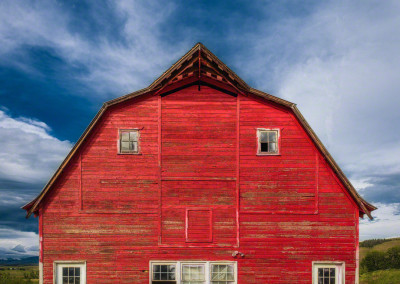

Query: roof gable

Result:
[23,43,376,219]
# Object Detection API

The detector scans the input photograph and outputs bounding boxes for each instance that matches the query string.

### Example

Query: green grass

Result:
[360,269,400,284]
[0,266,38,284]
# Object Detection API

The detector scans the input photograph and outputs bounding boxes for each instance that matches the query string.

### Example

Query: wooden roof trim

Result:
[148,43,201,90]
[106,42,251,107]
[249,88,295,108]
[199,44,250,91]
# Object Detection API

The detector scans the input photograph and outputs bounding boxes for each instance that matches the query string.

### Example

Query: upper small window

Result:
[119,130,139,154]
[257,129,279,154]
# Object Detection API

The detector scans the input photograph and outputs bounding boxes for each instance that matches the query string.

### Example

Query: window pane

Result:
[269,143,277,152]
[182,273,190,281]
[329,278,335,284]
[268,131,277,142]
[329,268,335,277]
[121,132,130,142]
[324,268,329,277]
[121,141,130,151]
[168,265,175,280]
[153,272,160,280]
[63,267,68,276]
[260,143,269,152]
[129,141,138,152]
[259,131,268,142]
[318,268,323,277]
[63,276,69,284]
[75,268,80,277]
[68,268,74,276]
[129,131,138,141]
[69,276,74,283]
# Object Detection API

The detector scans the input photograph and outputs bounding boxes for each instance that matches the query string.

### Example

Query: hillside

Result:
[360,238,400,261]
[0,256,38,266]
[359,238,400,284]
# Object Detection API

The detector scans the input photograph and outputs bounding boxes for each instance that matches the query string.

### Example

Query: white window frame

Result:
[149,261,237,284]
[312,261,345,284]
[118,129,140,154]
[54,261,86,284]
[257,128,280,155]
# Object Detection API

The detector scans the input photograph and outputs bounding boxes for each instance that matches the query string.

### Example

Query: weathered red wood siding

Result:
[160,86,237,247]
[39,83,358,283]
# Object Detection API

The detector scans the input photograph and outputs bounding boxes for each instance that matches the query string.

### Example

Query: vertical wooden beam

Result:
[355,210,360,284]
[314,153,319,214]
[198,48,201,91]
[79,154,83,211]
[236,94,240,247]
[158,94,162,245]
[39,210,43,284]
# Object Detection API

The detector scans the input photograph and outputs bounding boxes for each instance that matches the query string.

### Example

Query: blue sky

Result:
[1,0,400,259]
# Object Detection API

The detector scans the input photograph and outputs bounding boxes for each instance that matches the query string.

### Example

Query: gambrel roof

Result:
[23,43,376,219]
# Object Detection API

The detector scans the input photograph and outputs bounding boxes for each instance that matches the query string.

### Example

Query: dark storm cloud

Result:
[359,174,400,205]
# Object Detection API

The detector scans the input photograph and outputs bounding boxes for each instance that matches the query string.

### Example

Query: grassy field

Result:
[0,266,38,284]
[360,269,400,284]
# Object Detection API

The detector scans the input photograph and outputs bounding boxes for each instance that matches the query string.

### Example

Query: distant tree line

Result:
[361,246,400,273]
[360,238,391,248]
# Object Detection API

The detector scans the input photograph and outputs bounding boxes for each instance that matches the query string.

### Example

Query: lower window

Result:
[312,262,344,284]
[150,261,236,284]
[55,261,86,284]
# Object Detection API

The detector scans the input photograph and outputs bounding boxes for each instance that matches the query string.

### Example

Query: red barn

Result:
[23,43,376,284]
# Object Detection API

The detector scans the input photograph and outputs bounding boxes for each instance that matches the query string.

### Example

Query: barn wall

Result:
[160,86,237,247]
[40,83,358,283]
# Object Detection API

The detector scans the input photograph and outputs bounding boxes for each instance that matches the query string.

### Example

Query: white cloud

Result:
[0,110,72,184]
[360,203,400,240]
[271,2,400,209]
[0,229,38,259]
[350,178,373,191]
[0,0,189,97]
